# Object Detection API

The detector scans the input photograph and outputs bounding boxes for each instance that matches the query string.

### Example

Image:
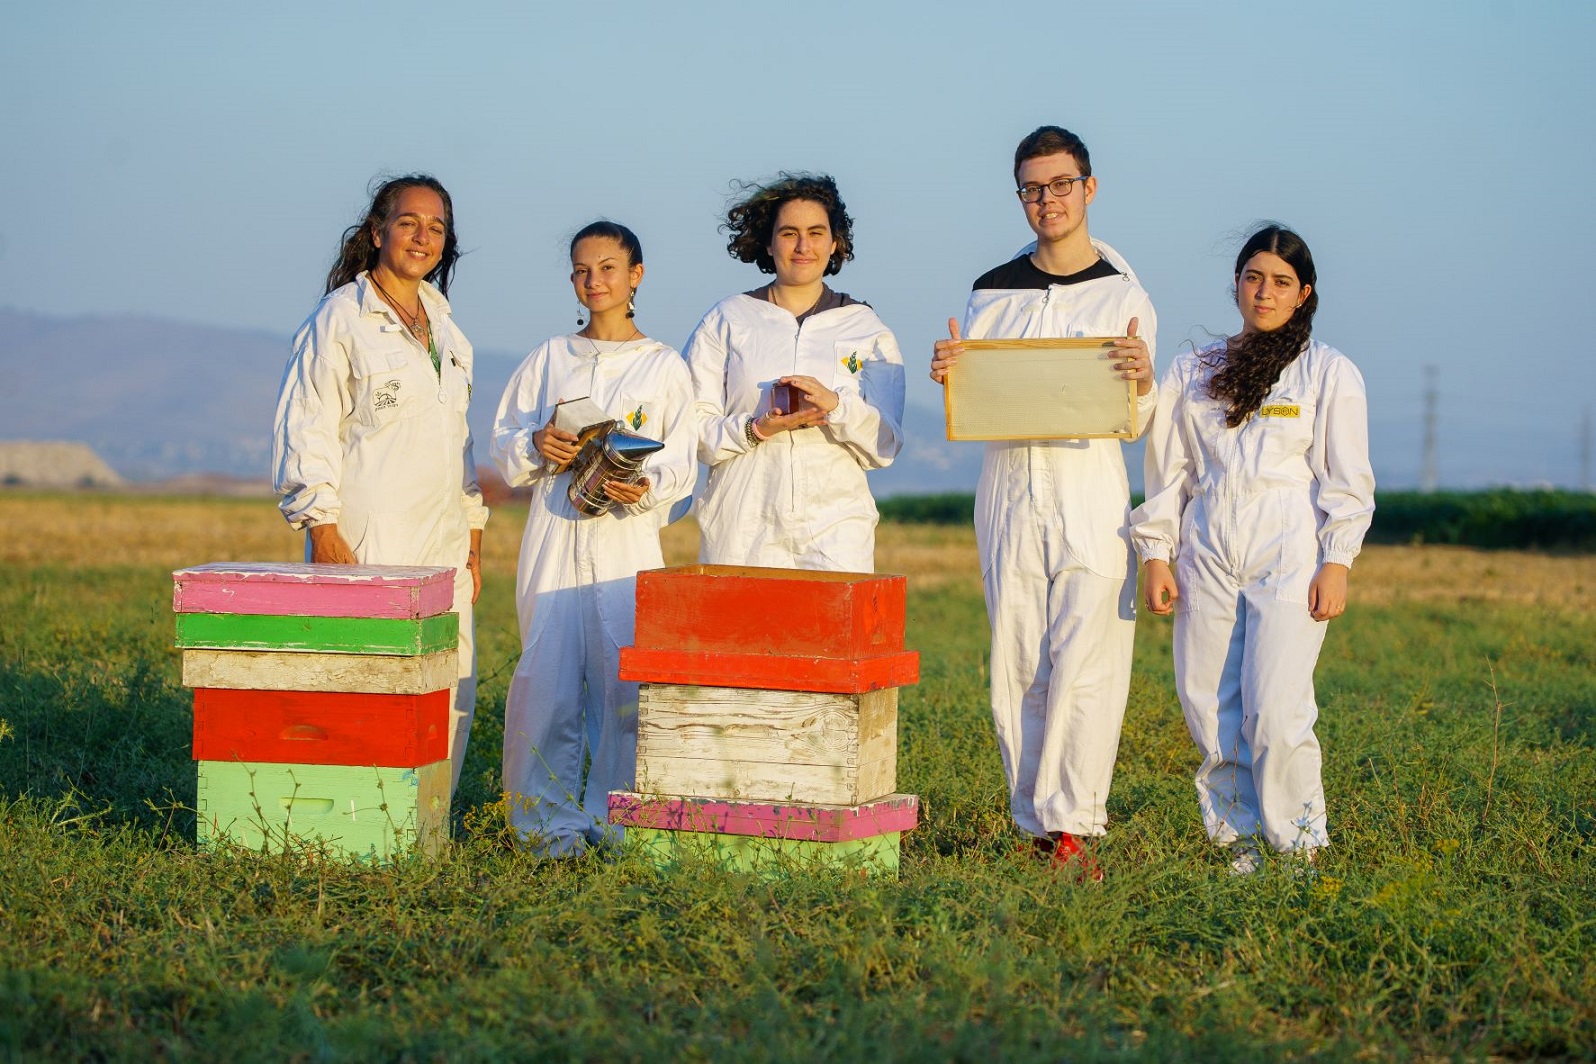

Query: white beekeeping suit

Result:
[684,292,905,573]
[1132,339,1374,853]
[964,239,1157,842]
[273,273,488,795]
[491,335,695,855]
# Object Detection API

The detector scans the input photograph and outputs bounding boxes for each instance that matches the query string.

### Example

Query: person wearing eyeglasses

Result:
[273,174,488,800]
[1132,225,1373,876]
[683,172,905,573]
[929,127,1156,879]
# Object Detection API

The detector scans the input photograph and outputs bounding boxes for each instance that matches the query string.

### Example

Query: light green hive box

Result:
[197,760,450,861]
[626,827,900,875]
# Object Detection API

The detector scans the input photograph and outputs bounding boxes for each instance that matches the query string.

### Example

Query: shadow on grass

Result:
[1555,698,1596,746]
[0,653,196,836]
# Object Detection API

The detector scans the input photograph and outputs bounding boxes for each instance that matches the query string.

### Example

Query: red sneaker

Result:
[1050,832,1104,882]
[1018,835,1053,861]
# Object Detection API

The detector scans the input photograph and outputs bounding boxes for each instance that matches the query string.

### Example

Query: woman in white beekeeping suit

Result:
[273,174,487,799]
[1132,224,1375,875]
[684,173,905,573]
[492,221,695,857]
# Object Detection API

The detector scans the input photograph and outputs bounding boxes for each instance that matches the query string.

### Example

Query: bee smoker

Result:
[566,422,665,517]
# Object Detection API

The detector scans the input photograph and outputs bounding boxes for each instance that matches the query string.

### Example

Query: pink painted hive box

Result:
[173,562,456,619]
[609,791,918,842]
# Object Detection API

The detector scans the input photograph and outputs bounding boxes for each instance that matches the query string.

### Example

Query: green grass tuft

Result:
[1,529,1593,1060]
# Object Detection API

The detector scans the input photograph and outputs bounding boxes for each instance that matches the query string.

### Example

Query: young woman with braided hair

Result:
[1131,225,1375,875]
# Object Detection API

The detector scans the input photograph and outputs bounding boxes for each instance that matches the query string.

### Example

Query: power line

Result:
[1421,365,1438,493]
[1582,406,1591,493]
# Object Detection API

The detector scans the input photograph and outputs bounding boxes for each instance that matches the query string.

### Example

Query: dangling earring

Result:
[576,304,586,327]
[627,290,636,319]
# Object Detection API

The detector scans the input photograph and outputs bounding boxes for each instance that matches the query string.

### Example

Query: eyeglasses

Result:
[1015,176,1089,203]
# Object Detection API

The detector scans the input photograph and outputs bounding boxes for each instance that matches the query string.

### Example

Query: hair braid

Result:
[1207,225,1319,427]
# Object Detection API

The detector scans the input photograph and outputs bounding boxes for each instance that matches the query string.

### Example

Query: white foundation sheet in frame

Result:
[944,338,1136,441]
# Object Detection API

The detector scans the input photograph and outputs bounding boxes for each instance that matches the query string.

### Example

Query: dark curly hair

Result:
[1013,125,1091,183]
[325,174,460,297]
[722,173,854,276]
[1207,224,1319,428]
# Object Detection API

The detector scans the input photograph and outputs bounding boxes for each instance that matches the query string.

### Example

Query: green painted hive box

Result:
[626,826,900,875]
[197,760,449,861]
[175,612,458,656]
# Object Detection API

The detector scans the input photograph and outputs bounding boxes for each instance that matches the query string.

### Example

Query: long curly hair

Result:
[1207,224,1318,427]
[325,174,460,296]
[722,172,854,276]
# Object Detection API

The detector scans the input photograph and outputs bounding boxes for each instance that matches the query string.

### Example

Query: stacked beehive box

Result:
[609,564,920,872]
[172,562,458,861]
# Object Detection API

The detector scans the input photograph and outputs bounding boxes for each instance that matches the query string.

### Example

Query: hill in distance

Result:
[0,308,982,495]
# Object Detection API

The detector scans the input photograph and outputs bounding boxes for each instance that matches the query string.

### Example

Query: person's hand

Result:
[1113,316,1153,396]
[931,317,963,385]
[755,406,829,436]
[467,528,483,604]
[603,476,651,506]
[1309,562,1349,621]
[1143,558,1179,616]
[779,375,839,414]
[533,417,581,465]
[308,523,357,565]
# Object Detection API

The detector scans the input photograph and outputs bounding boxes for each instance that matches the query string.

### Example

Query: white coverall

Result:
[273,274,488,795]
[1131,339,1374,853]
[964,240,1157,840]
[491,336,695,854]
[683,294,906,573]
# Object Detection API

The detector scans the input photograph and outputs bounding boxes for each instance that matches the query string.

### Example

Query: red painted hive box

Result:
[620,565,918,693]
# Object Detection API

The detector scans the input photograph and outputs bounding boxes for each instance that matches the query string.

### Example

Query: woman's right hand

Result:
[533,418,581,465]
[308,523,358,565]
[931,317,963,384]
[1143,559,1179,616]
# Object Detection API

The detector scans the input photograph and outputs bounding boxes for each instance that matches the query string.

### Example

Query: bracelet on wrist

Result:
[744,417,763,447]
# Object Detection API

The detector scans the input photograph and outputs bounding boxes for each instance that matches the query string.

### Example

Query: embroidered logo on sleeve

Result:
[374,380,402,410]
[627,404,648,430]
[1258,404,1301,418]
[840,352,863,374]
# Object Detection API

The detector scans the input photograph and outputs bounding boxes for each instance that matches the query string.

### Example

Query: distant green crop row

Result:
[879,489,1596,551]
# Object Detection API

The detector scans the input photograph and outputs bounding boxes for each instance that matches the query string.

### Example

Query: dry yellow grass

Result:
[2,492,1590,613]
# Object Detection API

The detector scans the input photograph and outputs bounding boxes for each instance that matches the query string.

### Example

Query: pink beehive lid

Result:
[172,562,457,619]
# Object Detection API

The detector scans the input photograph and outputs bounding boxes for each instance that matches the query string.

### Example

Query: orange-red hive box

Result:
[633,564,905,656]
[191,687,449,768]
[620,565,919,693]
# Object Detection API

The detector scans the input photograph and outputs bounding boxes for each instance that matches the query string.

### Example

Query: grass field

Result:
[2,493,1593,1061]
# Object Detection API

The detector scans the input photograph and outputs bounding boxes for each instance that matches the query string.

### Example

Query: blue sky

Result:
[3,1,1590,488]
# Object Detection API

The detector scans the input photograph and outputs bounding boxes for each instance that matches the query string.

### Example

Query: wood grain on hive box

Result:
[943,337,1136,441]
[635,684,896,806]
[181,648,458,694]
